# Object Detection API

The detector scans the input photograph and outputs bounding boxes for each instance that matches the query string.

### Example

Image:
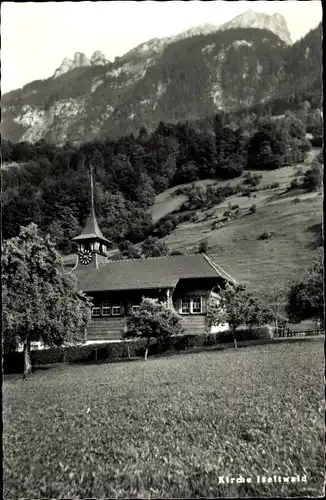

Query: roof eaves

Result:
[80,282,178,292]
[202,254,238,284]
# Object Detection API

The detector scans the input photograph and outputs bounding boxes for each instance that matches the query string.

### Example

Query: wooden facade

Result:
[86,278,228,340]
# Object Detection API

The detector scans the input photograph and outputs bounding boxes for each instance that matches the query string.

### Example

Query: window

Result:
[180,296,203,314]
[181,297,190,314]
[192,296,202,313]
[92,307,101,317]
[112,304,121,316]
[102,300,111,316]
[131,304,140,313]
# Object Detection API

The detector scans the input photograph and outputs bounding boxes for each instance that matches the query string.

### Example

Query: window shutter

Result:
[176,298,182,314]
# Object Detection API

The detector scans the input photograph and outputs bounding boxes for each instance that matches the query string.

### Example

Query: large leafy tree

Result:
[286,251,324,328]
[124,298,184,360]
[2,223,92,377]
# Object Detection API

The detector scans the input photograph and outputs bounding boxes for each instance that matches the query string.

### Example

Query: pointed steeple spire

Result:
[72,162,110,249]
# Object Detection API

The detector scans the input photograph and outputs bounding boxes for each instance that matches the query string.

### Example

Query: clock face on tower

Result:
[79,249,92,265]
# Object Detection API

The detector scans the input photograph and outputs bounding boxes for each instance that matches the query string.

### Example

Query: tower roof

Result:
[73,206,111,244]
[73,162,111,245]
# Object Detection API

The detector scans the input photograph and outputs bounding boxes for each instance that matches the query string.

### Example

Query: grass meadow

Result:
[3,339,324,498]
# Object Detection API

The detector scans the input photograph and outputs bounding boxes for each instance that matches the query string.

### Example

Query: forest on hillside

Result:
[2,104,322,254]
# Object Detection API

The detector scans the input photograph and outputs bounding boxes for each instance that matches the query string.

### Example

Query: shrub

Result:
[231,204,239,210]
[258,232,275,241]
[302,163,323,191]
[292,197,301,204]
[141,236,169,257]
[118,240,142,259]
[243,172,261,187]
[249,204,257,213]
[154,215,179,238]
[197,239,208,254]
[179,212,193,223]
[241,191,251,197]
[310,136,322,147]
[170,250,184,256]
[270,182,280,189]
[249,325,274,339]
[243,172,252,183]
[185,185,207,210]
[289,178,299,190]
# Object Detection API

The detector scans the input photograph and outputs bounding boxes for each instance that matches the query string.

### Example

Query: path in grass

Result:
[3,340,324,498]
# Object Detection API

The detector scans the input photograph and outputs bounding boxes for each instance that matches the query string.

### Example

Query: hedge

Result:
[1,327,283,374]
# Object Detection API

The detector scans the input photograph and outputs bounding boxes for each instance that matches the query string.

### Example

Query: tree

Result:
[207,283,269,349]
[247,120,286,170]
[141,236,170,258]
[286,251,324,328]
[2,223,92,377]
[1,139,13,162]
[186,184,207,210]
[257,282,289,333]
[197,239,208,254]
[302,162,323,191]
[283,111,306,140]
[118,240,142,259]
[124,298,184,360]
[316,148,323,164]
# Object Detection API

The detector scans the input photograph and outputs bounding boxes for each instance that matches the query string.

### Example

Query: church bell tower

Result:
[72,164,111,267]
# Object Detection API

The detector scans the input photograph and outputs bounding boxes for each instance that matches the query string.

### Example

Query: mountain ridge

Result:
[50,10,293,80]
[1,15,321,145]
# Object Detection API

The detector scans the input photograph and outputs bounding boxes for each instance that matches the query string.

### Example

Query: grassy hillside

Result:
[151,148,323,290]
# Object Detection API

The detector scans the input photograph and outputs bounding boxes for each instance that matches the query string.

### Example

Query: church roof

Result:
[72,253,236,292]
[72,207,110,244]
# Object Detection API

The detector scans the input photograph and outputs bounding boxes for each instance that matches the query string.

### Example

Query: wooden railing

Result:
[274,328,324,338]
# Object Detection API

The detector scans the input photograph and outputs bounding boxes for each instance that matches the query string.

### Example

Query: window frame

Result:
[191,296,202,314]
[92,306,101,317]
[112,304,122,316]
[101,300,111,317]
[181,297,191,314]
[180,296,203,315]
[131,304,140,313]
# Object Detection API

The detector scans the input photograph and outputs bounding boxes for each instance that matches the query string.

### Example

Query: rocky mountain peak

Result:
[219,10,292,45]
[73,52,90,68]
[91,50,108,66]
[53,51,108,79]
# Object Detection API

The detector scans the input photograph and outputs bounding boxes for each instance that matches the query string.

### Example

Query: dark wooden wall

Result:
[85,278,226,340]
[87,317,125,340]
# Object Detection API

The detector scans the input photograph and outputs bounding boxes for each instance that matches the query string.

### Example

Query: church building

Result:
[70,175,237,342]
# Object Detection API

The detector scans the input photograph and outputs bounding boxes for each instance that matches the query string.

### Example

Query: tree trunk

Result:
[274,305,279,336]
[232,331,238,350]
[144,338,150,360]
[23,338,32,379]
[127,342,131,359]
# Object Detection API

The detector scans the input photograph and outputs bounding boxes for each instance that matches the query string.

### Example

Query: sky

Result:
[1,1,322,93]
